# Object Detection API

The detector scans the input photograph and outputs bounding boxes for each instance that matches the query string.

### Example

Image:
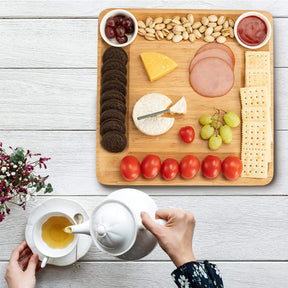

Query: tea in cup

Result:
[33,212,78,267]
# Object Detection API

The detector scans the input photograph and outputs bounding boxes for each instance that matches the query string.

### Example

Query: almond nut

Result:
[137,20,146,29]
[204,35,215,42]
[172,34,183,43]
[216,36,226,43]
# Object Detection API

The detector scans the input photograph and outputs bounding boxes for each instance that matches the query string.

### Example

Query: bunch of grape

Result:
[105,15,135,44]
[199,111,240,150]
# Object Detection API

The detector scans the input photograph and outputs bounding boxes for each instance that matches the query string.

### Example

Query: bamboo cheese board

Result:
[96,9,274,186]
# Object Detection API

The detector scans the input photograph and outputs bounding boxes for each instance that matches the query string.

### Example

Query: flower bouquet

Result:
[0,143,53,222]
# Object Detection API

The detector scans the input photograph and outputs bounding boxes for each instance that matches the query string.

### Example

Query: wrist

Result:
[171,251,196,268]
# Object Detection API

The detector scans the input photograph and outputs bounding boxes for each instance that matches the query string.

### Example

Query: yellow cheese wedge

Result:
[140,52,178,82]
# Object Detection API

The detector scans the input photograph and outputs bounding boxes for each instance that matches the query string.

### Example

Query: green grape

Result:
[224,111,240,127]
[211,119,222,129]
[200,125,214,140]
[208,135,223,150]
[220,125,233,144]
[199,114,212,125]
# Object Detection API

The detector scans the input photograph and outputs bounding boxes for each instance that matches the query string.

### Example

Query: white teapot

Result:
[65,188,165,260]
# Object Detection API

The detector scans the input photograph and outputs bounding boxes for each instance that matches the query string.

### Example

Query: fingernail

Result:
[140,212,146,218]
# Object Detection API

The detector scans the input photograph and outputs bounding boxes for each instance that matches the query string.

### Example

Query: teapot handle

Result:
[139,217,167,230]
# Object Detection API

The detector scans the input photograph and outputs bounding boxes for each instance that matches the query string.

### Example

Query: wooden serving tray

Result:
[96,9,274,186]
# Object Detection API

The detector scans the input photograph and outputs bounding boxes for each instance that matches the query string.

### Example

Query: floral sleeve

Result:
[171,260,224,288]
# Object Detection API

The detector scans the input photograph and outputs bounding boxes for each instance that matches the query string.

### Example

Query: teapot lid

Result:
[90,200,137,256]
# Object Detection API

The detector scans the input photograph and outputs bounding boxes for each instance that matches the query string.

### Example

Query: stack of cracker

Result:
[240,51,272,178]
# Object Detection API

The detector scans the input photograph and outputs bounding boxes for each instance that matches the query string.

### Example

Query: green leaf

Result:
[11,148,25,164]
[44,183,53,194]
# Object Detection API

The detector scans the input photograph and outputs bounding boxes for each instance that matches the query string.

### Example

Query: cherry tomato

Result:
[161,158,179,181]
[120,156,140,181]
[180,155,200,179]
[179,126,195,143]
[222,156,242,180]
[201,155,221,179]
[141,154,161,179]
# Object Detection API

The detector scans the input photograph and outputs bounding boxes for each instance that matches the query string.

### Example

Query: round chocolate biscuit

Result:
[101,60,127,75]
[103,47,128,65]
[101,99,126,115]
[100,109,125,124]
[100,119,126,136]
[102,69,127,86]
[100,89,126,105]
[101,131,127,153]
[101,80,127,96]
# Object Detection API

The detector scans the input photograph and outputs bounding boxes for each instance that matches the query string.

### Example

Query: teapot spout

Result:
[64,220,90,235]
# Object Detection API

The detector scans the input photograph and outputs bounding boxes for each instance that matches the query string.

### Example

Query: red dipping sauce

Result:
[237,16,267,46]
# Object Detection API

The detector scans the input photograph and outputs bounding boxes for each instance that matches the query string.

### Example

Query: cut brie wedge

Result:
[170,97,187,114]
[133,93,174,136]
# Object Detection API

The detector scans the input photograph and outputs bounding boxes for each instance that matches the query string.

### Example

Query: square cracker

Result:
[242,121,268,150]
[241,148,268,178]
[246,51,270,71]
[245,70,271,107]
[240,86,268,107]
[241,107,269,122]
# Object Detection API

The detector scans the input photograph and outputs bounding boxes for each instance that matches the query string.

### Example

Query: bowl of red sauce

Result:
[234,12,271,49]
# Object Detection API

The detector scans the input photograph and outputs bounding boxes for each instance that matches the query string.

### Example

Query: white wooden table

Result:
[0,1,288,287]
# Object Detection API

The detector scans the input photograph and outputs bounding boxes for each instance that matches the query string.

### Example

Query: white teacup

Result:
[33,212,78,268]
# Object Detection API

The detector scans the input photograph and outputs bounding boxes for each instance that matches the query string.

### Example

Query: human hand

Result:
[141,208,196,268]
[5,241,41,288]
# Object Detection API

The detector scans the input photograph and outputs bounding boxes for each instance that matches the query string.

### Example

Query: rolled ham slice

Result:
[195,43,235,66]
[190,57,234,97]
[189,48,234,72]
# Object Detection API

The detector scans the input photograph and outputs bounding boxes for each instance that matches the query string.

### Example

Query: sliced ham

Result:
[189,48,234,72]
[189,57,234,97]
[196,43,235,66]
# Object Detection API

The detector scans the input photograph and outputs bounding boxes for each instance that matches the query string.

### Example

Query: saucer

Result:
[25,198,92,266]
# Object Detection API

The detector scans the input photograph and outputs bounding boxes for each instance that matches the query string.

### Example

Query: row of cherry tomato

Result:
[120,154,243,181]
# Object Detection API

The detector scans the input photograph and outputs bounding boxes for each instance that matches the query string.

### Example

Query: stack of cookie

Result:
[100,47,128,153]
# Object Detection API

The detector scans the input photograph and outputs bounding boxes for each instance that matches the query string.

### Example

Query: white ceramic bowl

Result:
[234,11,271,49]
[100,9,138,47]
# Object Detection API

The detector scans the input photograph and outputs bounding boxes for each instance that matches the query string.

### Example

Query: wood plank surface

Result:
[0,68,286,131]
[1,261,287,288]
[0,195,287,261]
[0,19,285,68]
[0,130,286,195]
[0,0,287,17]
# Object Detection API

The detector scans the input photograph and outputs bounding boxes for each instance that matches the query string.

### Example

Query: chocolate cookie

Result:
[101,60,127,75]
[101,131,127,153]
[102,69,127,86]
[101,80,127,96]
[100,119,126,136]
[100,109,125,124]
[102,47,128,65]
[101,99,126,114]
[100,90,126,105]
